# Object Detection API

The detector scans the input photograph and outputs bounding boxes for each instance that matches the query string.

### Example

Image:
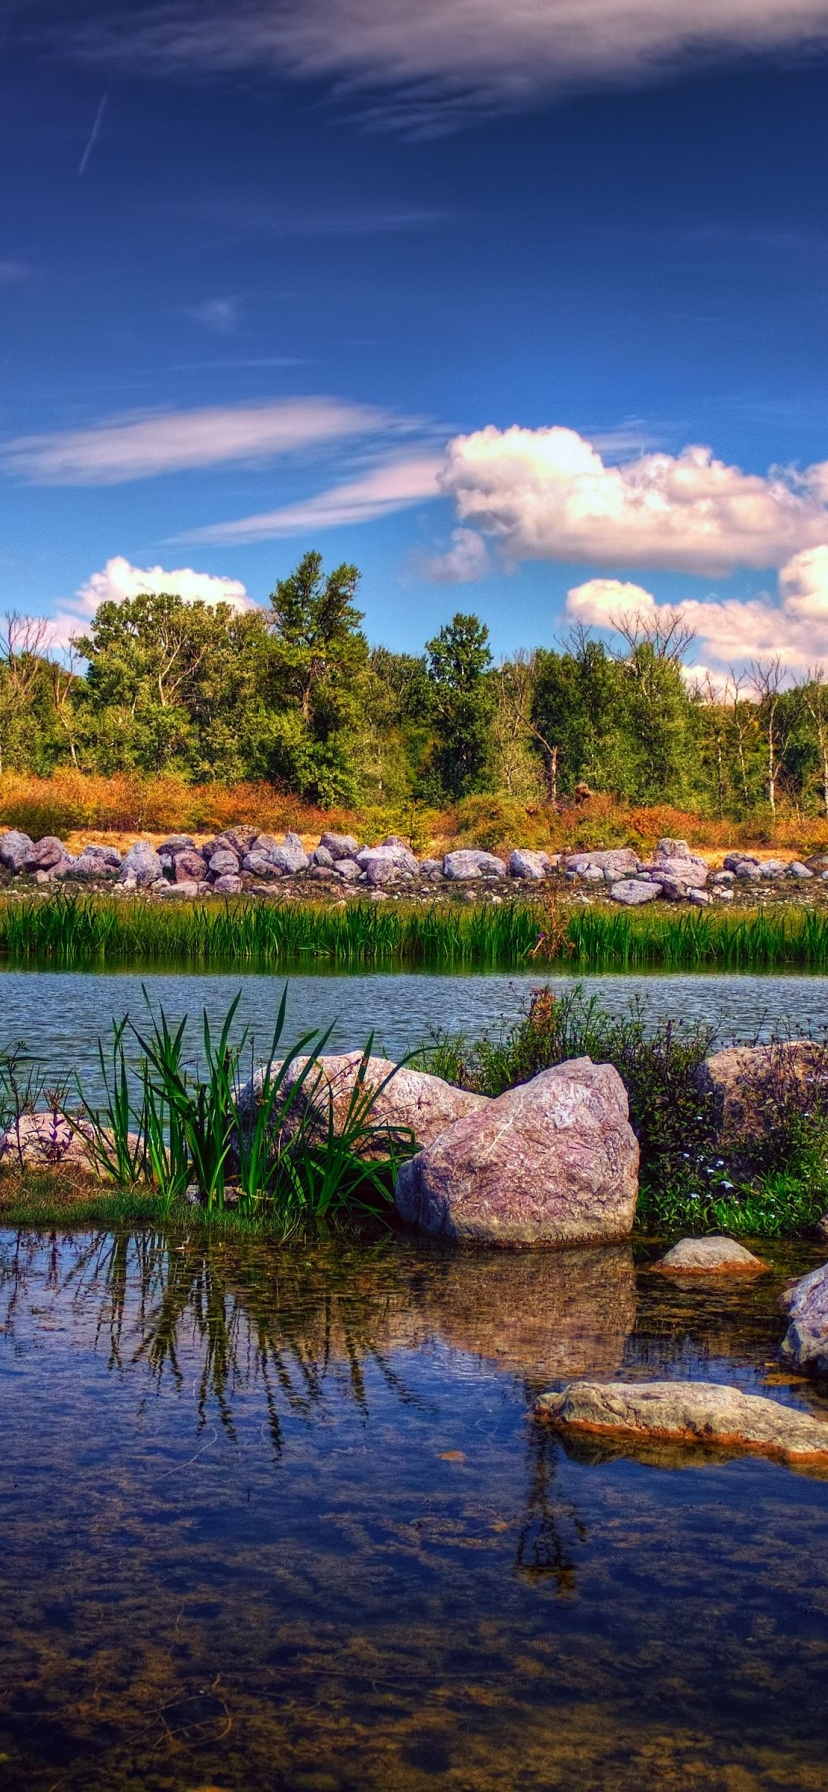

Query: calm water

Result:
[0,968,826,1098]
[2,1226,828,1791]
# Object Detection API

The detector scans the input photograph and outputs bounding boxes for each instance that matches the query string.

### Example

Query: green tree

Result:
[423,613,495,800]
[264,553,369,805]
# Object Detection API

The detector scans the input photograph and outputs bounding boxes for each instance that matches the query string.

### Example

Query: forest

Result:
[3,550,828,825]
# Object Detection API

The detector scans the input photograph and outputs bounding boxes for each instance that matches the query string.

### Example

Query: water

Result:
[2,1226,828,1791]
[0,968,826,1099]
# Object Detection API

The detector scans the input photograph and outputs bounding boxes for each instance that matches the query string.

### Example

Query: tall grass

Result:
[1,891,828,972]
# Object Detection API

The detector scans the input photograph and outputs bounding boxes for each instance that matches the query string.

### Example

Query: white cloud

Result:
[438,425,828,576]
[50,555,256,647]
[566,549,828,676]
[72,0,828,130]
[3,397,390,485]
[181,454,442,543]
[421,527,494,583]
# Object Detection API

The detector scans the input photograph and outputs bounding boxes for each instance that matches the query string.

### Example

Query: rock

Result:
[0,1111,131,1177]
[654,836,693,860]
[709,869,735,885]
[395,1057,639,1247]
[724,852,759,871]
[117,843,163,887]
[509,848,550,881]
[653,1235,767,1274]
[358,842,420,876]
[157,834,196,853]
[250,832,281,857]
[63,850,119,881]
[212,873,243,894]
[756,858,789,879]
[687,887,711,906]
[779,1262,828,1377]
[732,859,763,880]
[242,849,283,879]
[443,849,507,880]
[334,858,361,882]
[159,879,200,897]
[580,864,605,884]
[208,847,241,877]
[22,835,67,872]
[610,879,660,905]
[806,852,828,873]
[239,1053,488,1159]
[534,1379,828,1465]
[418,858,443,876]
[271,831,310,874]
[174,849,207,882]
[789,861,814,878]
[566,848,639,877]
[371,889,389,901]
[816,1213,828,1243]
[312,844,335,868]
[310,863,336,881]
[365,857,401,887]
[319,831,360,859]
[0,829,33,872]
[654,875,686,900]
[696,1040,828,1150]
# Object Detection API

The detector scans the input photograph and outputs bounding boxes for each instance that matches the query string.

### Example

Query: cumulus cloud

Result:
[3,397,390,485]
[566,548,828,676]
[50,555,255,647]
[438,425,828,576]
[70,0,828,130]
[181,453,442,543]
[422,526,494,583]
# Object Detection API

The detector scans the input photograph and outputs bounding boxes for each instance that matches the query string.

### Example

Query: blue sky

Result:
[3,1,828,676]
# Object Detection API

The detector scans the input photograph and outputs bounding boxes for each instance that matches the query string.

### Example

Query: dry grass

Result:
[2,771,828,858]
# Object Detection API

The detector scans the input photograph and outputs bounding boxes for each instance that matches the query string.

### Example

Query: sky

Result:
[3,0,828,679]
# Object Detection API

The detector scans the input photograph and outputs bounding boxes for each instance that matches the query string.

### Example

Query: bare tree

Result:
[795,665,828,817]
[610,605,696,667]
[495,650,559,803]
[46,641,83,770]
[0,612,53,775]
[750,657,788,817]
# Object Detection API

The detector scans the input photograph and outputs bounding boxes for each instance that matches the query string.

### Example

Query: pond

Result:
[0,967,826,1100]
[2,1226,828,1791]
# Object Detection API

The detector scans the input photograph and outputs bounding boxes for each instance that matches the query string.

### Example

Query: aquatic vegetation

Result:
[2,889,828,972]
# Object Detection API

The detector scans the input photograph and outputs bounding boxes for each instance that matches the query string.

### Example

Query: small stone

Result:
[687,887,711,906]
[212,873,243,894]
[789,861,814,879]
[653,1235,767,1274]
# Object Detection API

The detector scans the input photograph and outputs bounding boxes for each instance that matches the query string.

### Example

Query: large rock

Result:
[534,1379,828,1465]
[653,1235,767,1275]
[696,1040,828,1150]
[242,849,283,879]
[22,835,67,872]
[117,843,163,887]
[158,834,196,854]
[238,1053,488,1159]
[610,879,660,905]
[0,1111,130,1177]
[0,829,33,872]
[271,831,310,874]
[395,1057,639,1246]
[319,831,359,859]
[208,847,241,877]
[358,841,419,876]
[779,1262,828,1377]
[509,848,550,881]
[443,849,507,880]
[63,851,119,881]
[566,848,639,877]
[175,849,208,882]
[334,858,361,883]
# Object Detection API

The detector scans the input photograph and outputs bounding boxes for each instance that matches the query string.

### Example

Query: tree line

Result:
[5,550,828,818]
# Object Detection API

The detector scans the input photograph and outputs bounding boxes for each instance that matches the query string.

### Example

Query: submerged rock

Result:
[653,1236,767,1275]
[779,1261,828,1377]
[534,1379,828,1464]
[395,1057,639,1246]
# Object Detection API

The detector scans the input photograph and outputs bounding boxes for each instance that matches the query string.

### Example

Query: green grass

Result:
[2,890,828,972]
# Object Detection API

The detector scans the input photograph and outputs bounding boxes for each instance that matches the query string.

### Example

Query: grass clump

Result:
[419,985,828,1240]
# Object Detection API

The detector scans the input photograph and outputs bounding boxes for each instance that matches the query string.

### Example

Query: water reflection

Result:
[2,1227,828,1792]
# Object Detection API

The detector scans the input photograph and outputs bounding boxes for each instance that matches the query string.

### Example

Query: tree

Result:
[750,658,788,818]
[264,553,369,805]
[0,612,57,774]
[423,613,495,800]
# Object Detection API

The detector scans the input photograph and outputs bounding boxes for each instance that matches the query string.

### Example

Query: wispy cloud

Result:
[2,396,395,485]
[67,0,828,131]
[78,90,108,175]
[179,453,442,542]
[187,296,239,334]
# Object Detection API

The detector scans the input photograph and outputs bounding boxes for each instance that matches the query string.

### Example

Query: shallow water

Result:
[2,1226,828,1791]
[0,967,826,1099]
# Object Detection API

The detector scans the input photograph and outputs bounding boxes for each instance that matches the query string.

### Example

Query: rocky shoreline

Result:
[0,824,826,907]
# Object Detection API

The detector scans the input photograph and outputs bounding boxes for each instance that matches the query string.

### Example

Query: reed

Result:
[1,891,828,972]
